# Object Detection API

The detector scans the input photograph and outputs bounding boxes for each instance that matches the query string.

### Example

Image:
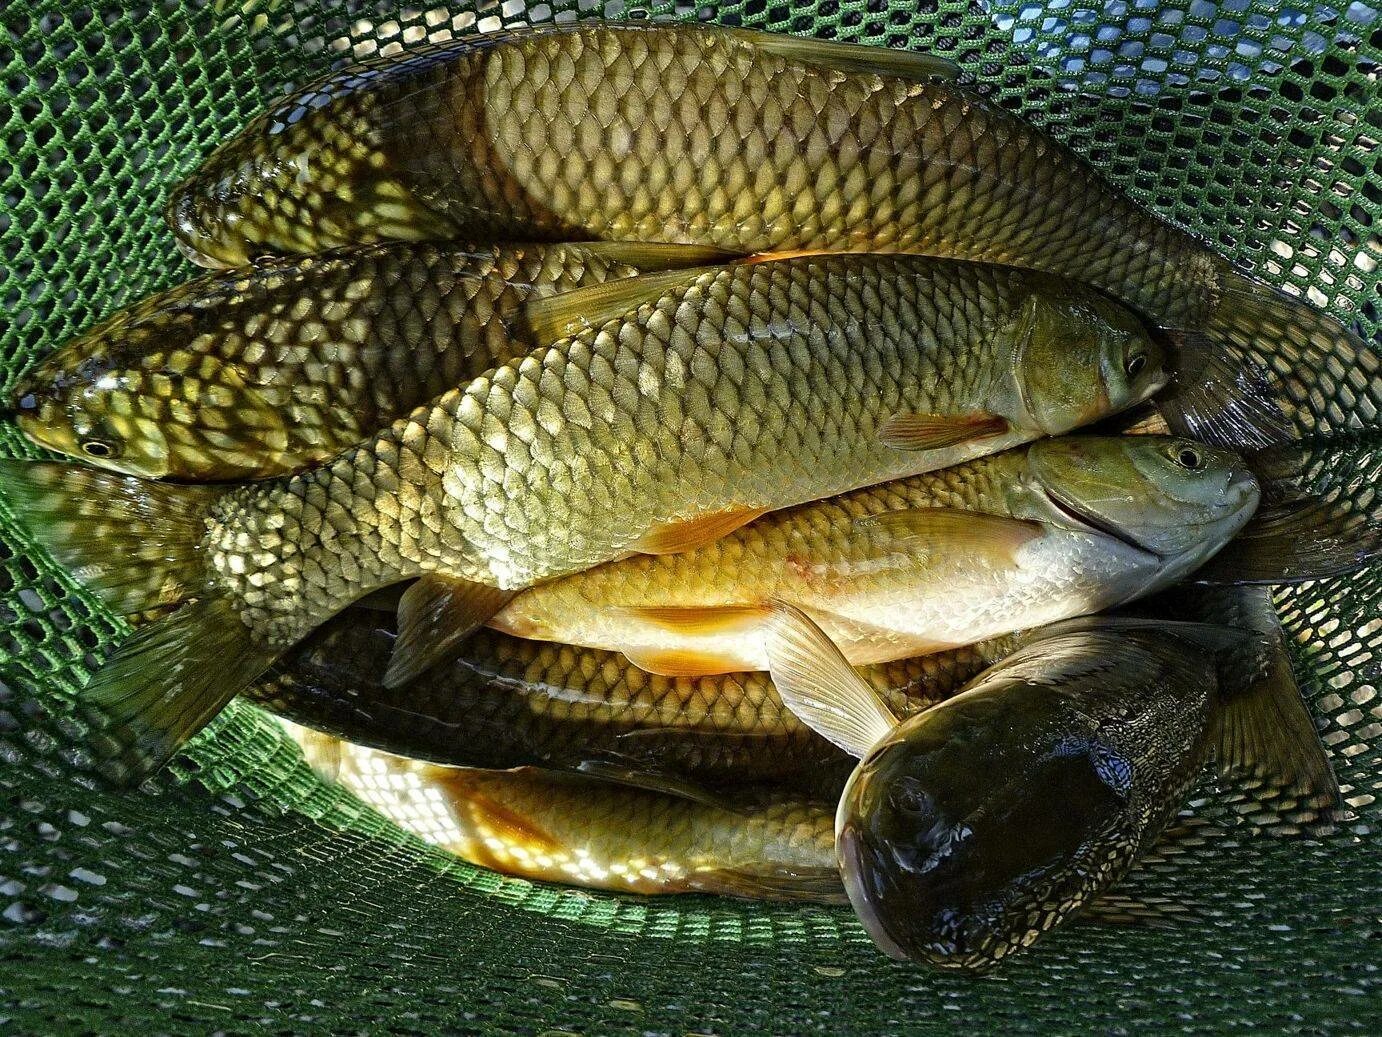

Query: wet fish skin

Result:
[2,252,1161,783]
[170,22,1378,450]
[168,23,1215,329]
[285,728,846,903]
[493,436,1259,674]
[11,241,695,480]
[249,610,1013,783]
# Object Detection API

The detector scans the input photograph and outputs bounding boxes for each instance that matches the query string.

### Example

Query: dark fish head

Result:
[1010,283,1168,435]
[836,681,1140,972]
[1026,435,1260,562]
[9,313,175,477]
[6,284,292,479]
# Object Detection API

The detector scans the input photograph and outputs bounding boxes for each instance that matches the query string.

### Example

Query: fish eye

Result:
[892,779,931,817]
[1172,445,1203,470]
[1124,351,1147,378]
[82,439,115,458]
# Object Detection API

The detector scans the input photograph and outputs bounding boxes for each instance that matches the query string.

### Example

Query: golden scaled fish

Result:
[0,253,1165,784]
[284,726,845,903]
[168,22,1377,448]
[492,436,1259,676]
[251,607,1013,785]
[768,613,1338,971]
[10,240,729,481]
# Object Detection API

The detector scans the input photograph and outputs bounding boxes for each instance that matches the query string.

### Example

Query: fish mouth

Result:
[837,823,912,962]
[1036,482,1165,559]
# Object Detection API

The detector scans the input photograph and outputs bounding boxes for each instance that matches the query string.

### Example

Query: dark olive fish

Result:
[11,240,727,480]
[767,609,1337,971]
[168,22,1378,448]
[249,609,1013,786]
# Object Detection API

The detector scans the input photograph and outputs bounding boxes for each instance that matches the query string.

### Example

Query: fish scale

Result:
[170,24,1214,326]
[13,242,665,480]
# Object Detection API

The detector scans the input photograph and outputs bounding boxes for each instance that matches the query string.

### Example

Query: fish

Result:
[766,610,1339,971]
[0,253,1166,784]
[250,607,1014,786]
[167,22,1378,448]
[492,436,1259,676]
[281,724,846,903]
[10,240,731,481]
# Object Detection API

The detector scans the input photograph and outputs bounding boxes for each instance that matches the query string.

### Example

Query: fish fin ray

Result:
[690,865,848,905]
[573,241,743,270]
[631,506,768,554]
[517,265,723,343]
[856,507,1042,565]
[81,595,280,785]
[621,645,754,678]
[385,575,516,688]
[0,460,221,614]
[878,412,1009,451]
[765,603,897,758]
[729,28,960,82]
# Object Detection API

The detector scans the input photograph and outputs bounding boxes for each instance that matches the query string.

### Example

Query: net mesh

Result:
[2,1,1379,1029]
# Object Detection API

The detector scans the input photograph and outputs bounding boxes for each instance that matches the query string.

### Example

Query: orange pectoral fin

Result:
[622,646,758,678]
[630,507,768,555]
[878,412,1010,451]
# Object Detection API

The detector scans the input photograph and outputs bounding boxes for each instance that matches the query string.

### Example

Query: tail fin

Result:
[1192,437,1382,584]
[0,460,221,614]
[0,460,277,783]
[1159,272,1379,449]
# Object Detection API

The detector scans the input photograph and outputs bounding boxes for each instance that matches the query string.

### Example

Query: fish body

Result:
[283,727,845,903]
[12,241,725,480]
[493,436,1259,675]
[765,610,1338,971]
[250,610,1012,783]
[170,22,1377,449]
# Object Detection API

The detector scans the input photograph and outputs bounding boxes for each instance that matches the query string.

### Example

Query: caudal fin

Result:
[0,460,221,614]
[1160,272,1379,449]
[0,459,276,783]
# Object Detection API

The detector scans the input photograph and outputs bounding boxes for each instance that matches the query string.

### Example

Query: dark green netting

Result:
[2,1,1380,1031]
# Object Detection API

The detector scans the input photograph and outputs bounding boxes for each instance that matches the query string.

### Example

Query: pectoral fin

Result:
[765,603,898,758]
[384,575,517,688]
[878,412,1009,451]
[575,241,743,270]
[622,646,757,678]
[856,507,1042,565]
[631,507,768,555]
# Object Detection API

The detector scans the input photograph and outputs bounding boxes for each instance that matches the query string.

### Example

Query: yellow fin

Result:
[765,603,898,758]
[574,241,743,271]
[384,574,516,688]
[856,507,1042,565]
[878,411,1009,451]
[690,865,849,905]
[729,28,961,82]
[622,646,755,678]
[631,507,768,555]
[612,604,773,636]
[429,769,565,857]
[518,264,724,344]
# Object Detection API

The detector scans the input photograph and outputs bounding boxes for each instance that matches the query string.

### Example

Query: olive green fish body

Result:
[210,254,1157,646]
[494,437,1258,674]
[174,23,1379,450]
[13,242,660,479]
[286,731,844,902]
[2,253,1156,781]
[249,610,1010,783]
[172,23,1216,330]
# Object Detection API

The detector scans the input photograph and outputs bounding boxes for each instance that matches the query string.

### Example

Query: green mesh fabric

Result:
[2,1,1380,1030]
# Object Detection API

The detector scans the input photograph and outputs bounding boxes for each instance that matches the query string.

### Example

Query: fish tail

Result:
[1159,271,1379,449]
[0,460,278,783]
[0,460,223,615]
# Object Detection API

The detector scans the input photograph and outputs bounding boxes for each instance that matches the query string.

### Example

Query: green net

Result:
[2,1,1379,1030]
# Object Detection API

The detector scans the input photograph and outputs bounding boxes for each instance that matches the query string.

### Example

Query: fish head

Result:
[1024,435,1260,563]
[836,680,1137,971]
[1009,286,1168,434]
[10,317,175,478]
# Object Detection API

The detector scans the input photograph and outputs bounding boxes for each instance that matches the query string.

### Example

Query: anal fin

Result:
[384,574,516,688]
